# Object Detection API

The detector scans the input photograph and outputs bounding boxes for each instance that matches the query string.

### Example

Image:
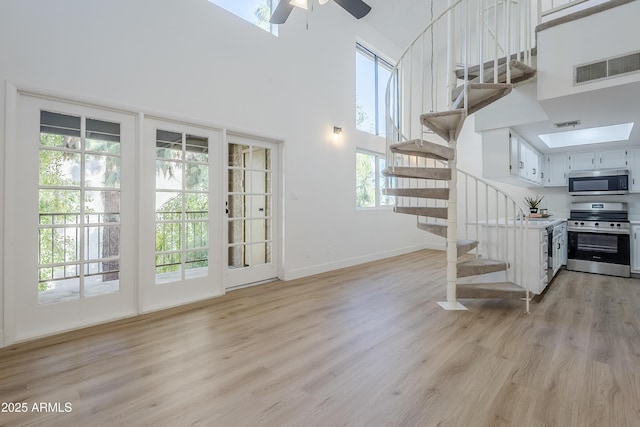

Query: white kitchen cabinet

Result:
[598,149,628,169]
[568,152,595,171]
[629,149,640,193]
[519,140,542,184]
[632,224,640,273]
[568,149,628,172]
[544,154,569,186]
[477,223,552,294]
[560,222,567,266]
[552,222,567,275]
[482,128,542,187]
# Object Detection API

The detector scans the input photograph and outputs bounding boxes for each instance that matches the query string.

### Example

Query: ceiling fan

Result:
[269,0,372,24]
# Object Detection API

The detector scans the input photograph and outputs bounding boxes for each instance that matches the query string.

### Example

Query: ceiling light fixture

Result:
[538,122,634,148]
[319,0,329,4]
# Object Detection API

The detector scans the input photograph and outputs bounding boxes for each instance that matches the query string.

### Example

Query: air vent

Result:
[575,51,640,85]
[554,120,581,128]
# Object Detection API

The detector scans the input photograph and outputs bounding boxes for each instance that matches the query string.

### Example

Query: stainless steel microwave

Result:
[568,169,629,195]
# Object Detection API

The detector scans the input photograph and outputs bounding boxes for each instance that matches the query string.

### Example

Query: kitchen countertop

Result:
[523,218,567,228]
[472,218,567,229]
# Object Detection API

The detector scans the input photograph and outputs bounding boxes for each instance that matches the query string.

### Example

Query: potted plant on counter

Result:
[524,195,544,214]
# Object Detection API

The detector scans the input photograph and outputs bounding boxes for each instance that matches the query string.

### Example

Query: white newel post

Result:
[447,131,458,306]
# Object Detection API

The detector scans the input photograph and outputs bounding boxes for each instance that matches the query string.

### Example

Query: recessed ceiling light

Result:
[539,123,634,148]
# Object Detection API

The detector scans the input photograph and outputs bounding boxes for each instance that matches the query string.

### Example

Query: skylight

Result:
[538,123,634,148]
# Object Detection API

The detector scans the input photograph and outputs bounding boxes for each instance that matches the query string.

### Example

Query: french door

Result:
[8,95,137,341]
[226,134,280,288]
[139,118,223,312]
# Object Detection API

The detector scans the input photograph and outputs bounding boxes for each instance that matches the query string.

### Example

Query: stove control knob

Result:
[617,223,621,227]
[580,222,584,226]
[610,223,615,227]
[574,222,579,225]
[595,223,599,226]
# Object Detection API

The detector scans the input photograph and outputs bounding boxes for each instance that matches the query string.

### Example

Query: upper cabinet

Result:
[568,152,595,170]
[629,149,640,192]
[544,149,630,188]
[569,149,628,171]
[597,149,628,170]
[544,154,569,186]
[484,129,632,189]
[482,128,542,187]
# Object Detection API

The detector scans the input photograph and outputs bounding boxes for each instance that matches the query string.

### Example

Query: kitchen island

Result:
[467,217,567,294]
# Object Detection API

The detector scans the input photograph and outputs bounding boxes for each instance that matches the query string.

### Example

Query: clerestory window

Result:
[209,0,278,35]
[355,43,398,137]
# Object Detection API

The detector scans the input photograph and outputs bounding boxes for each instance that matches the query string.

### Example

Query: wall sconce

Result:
[332,126,342,144]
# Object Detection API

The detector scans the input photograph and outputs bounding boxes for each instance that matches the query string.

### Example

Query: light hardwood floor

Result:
[1,249,639,426]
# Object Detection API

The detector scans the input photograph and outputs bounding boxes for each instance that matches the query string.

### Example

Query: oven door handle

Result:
[567,228,630,235]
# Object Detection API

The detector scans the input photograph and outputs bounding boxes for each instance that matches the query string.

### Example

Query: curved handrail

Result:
[457,167,529,213]
[385,0,533,150]
[384,0,465,146]
[384,0,534,312]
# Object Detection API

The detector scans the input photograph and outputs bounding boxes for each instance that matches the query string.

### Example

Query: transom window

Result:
[355,43,397,137]
[209,0,277,35]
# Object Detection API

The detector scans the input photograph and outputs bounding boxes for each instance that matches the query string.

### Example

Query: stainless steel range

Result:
[567,202,631,277]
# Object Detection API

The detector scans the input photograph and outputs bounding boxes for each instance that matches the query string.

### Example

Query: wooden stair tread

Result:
[456,239,478,257]
[452,60,535,100]
[457,282,526,299]
[383,188,449,200]
[457,258,507,278]
[455,51,537,79]
[452,83,513,115]
[382,167,451,180]
[420,109,467,142]
[417,222,447,237]
[389,139,455,161]
[394,206,448,219]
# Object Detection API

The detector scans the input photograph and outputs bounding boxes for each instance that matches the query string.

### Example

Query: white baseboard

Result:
[284,243,442,281]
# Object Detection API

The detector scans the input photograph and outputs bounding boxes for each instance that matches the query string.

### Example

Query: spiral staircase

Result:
[383,0,537,311]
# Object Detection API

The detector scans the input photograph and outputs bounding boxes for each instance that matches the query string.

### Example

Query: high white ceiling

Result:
[362,0,433,49]
[360,0,640,155]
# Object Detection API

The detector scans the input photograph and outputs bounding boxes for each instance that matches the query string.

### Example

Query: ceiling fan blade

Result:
[333,0,371,19]
[269,1,295,24]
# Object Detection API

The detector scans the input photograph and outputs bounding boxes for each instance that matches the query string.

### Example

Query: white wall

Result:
[537,1,640,101]
[0,78,5,343]
[0,0,432,312]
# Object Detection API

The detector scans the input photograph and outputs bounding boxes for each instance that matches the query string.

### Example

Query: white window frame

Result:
[355,43,398,137]
[355,149,394,210]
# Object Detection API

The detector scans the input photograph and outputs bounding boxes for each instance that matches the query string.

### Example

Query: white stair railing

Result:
[385,0,535,309]
[385,0,533,148]
[456,169,531,313]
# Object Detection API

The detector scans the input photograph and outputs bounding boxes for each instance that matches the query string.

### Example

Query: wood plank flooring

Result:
[1,249,639,426]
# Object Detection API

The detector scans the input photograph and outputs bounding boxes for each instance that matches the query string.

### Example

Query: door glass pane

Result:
[228,143,272,269]
[155,130,210,284]
[39,151,81,186]
[38,111,122,303]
